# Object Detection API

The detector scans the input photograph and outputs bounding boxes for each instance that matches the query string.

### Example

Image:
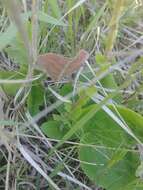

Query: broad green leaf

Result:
[79,105,143,189]
[41,120,68,140]
[95,54,117,89]
[0,70,26,96]
[79,131,139,190]
[100,73,117,89]
[0,23,17,51]
[124,179,143,190]
[6,36,28,65]
[1,83,20,96]
[109,105,143,139]
[27,84,44,115]
[59,84,73,96]
[136,162,143,179]
[95,53,122,102]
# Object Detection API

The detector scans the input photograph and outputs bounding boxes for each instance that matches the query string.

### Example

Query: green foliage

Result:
[0,23,17,51]
[95,53,122,102]
[1,0,143,189]
[38,11,65,26]
[79,105,143,189]
[40,85,96,139]
[0,68,27,96]
[41,120,68,140]
[27,83,44,115]
[80,1,107,45]
[79,131,138,190]
[0,10,66,51]
[6,36,28,65]
[40,84,143,189]
[48,0,61,19]
[40,80,143,189]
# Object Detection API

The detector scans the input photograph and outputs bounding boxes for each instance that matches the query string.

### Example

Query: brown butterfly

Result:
[36,49,89,81]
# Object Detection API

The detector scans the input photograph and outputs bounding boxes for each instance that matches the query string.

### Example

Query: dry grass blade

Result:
[17,143,61,190]
[31,0,39,63]
[0,74,42,84]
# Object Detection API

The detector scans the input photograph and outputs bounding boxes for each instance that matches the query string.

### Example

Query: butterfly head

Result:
[77,49,89,63]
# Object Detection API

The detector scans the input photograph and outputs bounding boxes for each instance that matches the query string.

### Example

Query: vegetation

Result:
[0,0,143,189]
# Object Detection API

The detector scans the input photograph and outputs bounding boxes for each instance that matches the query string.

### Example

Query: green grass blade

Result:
[48,0,61,19]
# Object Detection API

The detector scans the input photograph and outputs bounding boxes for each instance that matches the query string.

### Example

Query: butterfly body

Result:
[36,49,89,81]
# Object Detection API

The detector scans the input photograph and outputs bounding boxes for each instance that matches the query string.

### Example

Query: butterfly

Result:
[36,49,89,81]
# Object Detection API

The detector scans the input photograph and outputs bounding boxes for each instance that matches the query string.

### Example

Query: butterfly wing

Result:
[37,50,89,80]
[37,53,70,80]
[62,50,89,75]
